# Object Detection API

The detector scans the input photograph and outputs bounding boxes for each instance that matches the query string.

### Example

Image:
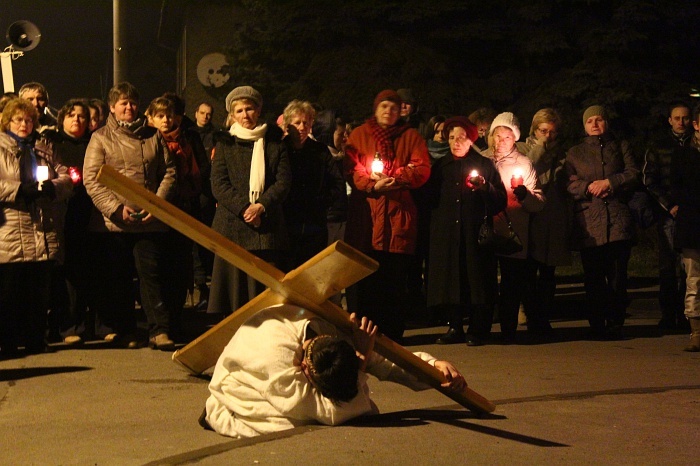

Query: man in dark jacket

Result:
[643,101,693,331]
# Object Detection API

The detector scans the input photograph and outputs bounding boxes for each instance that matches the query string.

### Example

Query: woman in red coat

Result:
[343,90,430,341]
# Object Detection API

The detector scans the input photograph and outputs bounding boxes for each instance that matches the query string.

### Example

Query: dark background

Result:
[3,0,700,150]
[2,1,175,108]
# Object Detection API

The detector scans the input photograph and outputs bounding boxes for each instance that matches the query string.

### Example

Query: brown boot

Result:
[683,317,700,352]
[149,333,175,351]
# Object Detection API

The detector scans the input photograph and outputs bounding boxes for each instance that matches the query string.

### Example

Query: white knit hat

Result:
[489,112,521,141]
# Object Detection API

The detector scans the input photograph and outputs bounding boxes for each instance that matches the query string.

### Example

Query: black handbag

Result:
[477,210,523,255]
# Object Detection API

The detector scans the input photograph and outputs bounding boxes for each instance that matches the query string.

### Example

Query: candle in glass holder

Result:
[510,168,523,188]
[371,152,384,174]
[36,166,49,190]
[468,169,480,185]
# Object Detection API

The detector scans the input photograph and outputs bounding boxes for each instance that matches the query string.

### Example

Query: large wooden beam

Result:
[96,165,496,414]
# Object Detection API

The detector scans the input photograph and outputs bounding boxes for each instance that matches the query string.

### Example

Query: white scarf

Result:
[229,122,267,203]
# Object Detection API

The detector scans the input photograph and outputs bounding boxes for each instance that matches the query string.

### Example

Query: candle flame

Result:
[513,168,523,177]
[371,159,384,173]
[470,170,478,177]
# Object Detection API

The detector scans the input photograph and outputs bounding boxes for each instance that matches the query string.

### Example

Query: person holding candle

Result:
[565,105,639,340]
[0,98,72,357]
[44,99,99,345]
[486,112,545,343]
[343,89,431,342]
[424,117,507,345]
[517,108,572,334]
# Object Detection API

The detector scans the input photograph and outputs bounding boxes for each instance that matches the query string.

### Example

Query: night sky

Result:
[2,1,174,109]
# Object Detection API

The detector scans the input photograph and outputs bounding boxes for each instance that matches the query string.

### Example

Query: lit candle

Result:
[510,168,523,188]
[68,166,82,185]
[468,169,480,185]
[36,166,49,190]
[371,152,384,174]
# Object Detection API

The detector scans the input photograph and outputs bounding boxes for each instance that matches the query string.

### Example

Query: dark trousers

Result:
[351,250,411,341]
[580,240,632,331]
[529,261,556,330]
[91,232,176,338]
[0,261,54,352]
[285,224,328,272]
[497,256,537,338]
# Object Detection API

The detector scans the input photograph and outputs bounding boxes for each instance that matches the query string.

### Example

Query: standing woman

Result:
[487,112,545,343]
[343,90,431,341]
[518,108,571,332]
[208,86,291,315]
[426,117,506,346]
[0,98,72,356]
[48,99,95,344]
[565,105,638,340]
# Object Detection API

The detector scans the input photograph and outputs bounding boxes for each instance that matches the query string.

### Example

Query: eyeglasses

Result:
[11,117,33,126]
[536,127,557,136]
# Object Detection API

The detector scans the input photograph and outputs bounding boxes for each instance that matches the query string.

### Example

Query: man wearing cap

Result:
[207,85,291,315]
[343,89,431,342]
[643,101,694,331]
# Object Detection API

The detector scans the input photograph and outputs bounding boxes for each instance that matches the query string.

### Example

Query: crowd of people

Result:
[1,81,699,361]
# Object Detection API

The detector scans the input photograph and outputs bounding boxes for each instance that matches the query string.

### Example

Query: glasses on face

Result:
[536,127,557,136]
[11,117,33,126]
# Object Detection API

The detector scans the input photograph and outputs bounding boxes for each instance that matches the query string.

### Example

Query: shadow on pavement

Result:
[0,366,92,382]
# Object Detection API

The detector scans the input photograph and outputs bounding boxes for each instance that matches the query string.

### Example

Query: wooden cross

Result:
[97,165,495,414]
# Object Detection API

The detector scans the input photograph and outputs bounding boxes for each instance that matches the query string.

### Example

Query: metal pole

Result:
[113,0,127,84]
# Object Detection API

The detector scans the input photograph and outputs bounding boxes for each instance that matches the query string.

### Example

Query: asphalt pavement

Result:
[1,284,698,465]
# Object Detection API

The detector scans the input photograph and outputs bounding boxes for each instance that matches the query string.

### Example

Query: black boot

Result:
[436,327,465,344]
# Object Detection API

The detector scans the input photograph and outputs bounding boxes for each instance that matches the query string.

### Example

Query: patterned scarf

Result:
[162,125,201,199]
[368,117,409,173]
[229,122,268,203]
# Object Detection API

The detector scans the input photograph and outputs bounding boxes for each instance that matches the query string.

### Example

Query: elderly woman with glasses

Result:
[516,108,572,334]
[0,98,72,357]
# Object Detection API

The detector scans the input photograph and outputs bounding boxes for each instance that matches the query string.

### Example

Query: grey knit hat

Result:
[489,112,521,141]
[225,86,262,112]
[582,105,607,125]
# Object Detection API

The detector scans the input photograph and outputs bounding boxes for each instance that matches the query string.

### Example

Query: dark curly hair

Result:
[306,336,359,404]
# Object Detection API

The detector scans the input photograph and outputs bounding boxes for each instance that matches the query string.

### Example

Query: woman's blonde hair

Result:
[529,108,561,137]
[282,100,316,128]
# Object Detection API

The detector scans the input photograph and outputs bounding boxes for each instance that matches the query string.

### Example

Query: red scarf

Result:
[368,117,410,173]
[163,125,201,199]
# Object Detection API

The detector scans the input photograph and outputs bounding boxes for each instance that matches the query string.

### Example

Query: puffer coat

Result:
[83,114,176,233]
[0,132,72,263]
[565,134,639,249]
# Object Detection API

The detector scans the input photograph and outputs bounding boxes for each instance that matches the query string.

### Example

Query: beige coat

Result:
[0,133,72,263]
[83,115,176,233]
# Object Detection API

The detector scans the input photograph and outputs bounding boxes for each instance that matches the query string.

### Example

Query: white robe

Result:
[205,303,437,438]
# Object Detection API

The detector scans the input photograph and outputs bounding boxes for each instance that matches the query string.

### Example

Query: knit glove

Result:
[40,180,56,200]
[18,181,41,201]
[513,185,528,201]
